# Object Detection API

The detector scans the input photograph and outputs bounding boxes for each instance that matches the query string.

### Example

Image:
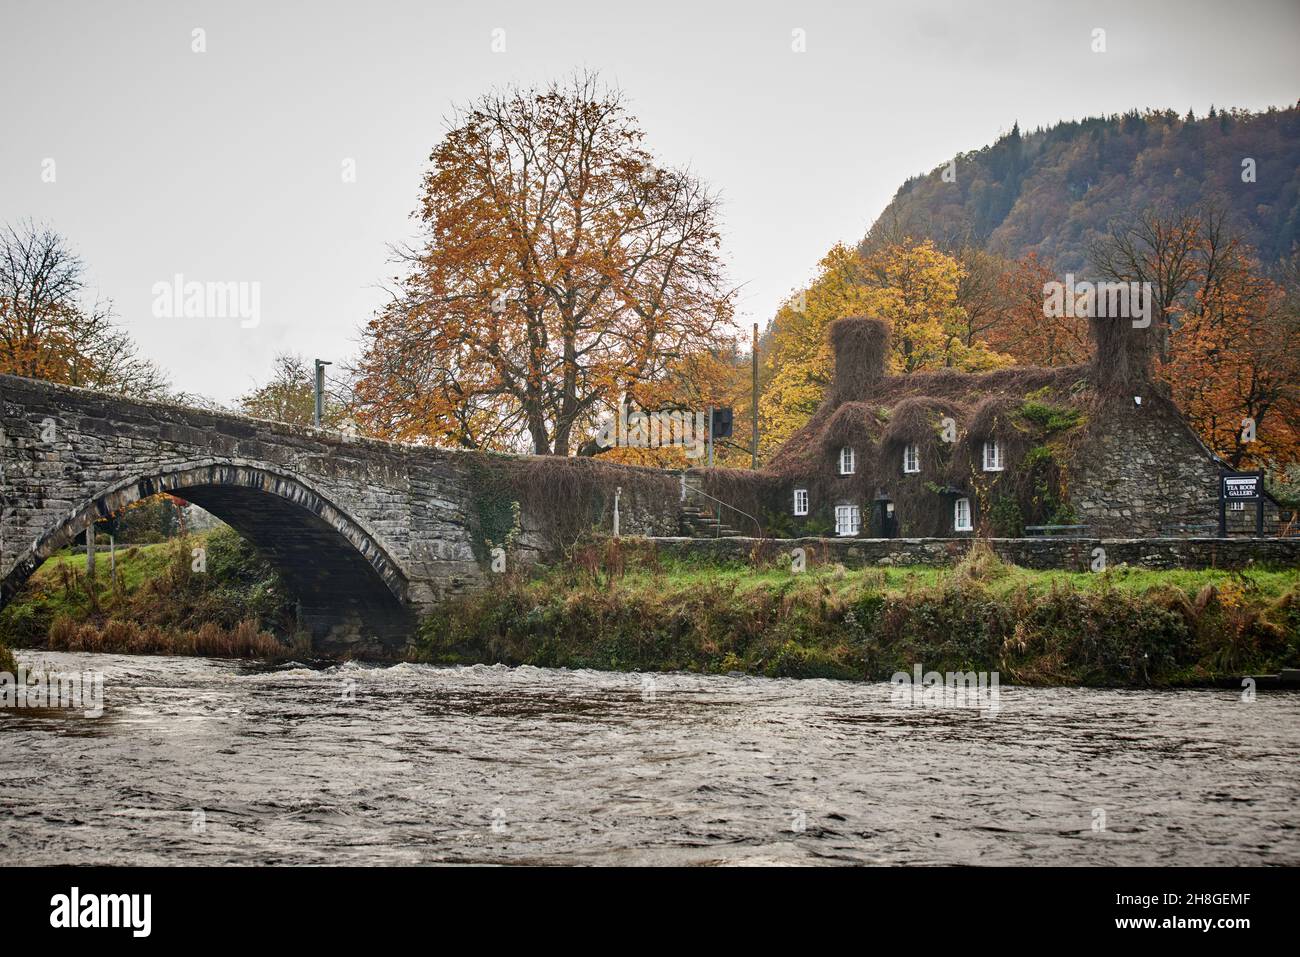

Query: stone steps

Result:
[679,472,756,538]
[678,504,746,539]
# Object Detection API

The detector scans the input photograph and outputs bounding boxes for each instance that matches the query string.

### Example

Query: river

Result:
[1,649,1297,865]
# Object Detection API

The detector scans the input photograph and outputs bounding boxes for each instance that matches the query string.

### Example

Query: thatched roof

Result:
[767,353,1088,480]
[697,311,1176,536]
[769,306,1170,470]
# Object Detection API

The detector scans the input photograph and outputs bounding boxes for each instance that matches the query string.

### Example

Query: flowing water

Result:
[1,649,1297,865]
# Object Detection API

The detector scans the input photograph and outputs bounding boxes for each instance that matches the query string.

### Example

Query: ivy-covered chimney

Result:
[828,316,889,403]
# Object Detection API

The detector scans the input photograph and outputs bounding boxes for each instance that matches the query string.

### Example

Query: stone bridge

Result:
[0,374,678,656]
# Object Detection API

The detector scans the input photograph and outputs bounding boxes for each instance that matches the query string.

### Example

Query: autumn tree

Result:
[1089,206,1202,364]
[0,220,166,397]
[95,494,190,544]
[953,244,1008,348]
[580,335,754,467]
[759,244,873,455]
[239,352,351,429]
[353,74,735,455]
[859,238,1009,373]
[1092,207,1300,467]
[982,252,1090,365]
[758,239,1011,456]
[1166,242,1300,468]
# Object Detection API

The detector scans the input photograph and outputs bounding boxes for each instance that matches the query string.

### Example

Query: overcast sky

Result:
[2,0,1297,403]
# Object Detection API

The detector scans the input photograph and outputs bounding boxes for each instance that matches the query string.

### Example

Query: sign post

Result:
[1219,470,1264,538]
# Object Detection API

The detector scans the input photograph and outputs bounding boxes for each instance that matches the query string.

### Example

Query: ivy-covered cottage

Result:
[745,313,1282,539]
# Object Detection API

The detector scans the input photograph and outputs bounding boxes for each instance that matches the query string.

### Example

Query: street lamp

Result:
[314,359,332,427]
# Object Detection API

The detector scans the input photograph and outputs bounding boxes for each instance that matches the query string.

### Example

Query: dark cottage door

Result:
[874,498,898,538]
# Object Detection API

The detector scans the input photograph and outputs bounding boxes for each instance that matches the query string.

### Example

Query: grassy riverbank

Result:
[0,528,294,659]
[4,533,1298,686]
[413,542,1300,687]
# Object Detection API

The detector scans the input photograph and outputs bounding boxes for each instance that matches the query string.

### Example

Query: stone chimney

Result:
[1088,311,1155,396]
[828,316,889,403]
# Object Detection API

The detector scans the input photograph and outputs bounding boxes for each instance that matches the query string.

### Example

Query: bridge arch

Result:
[1,458,415,653]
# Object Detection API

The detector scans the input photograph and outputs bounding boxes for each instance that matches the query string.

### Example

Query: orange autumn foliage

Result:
[353,74,735,456]
[1164,245,1300,469]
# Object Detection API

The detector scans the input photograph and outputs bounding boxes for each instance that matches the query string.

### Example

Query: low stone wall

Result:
[643,535,1300,571]
[513,467,680,560]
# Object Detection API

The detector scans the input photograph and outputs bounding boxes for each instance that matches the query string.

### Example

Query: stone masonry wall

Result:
[0,374,676,652]
[1068,396,1281,537]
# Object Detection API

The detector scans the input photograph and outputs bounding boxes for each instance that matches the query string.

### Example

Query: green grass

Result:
[7,529,1299,683]
[22,540,177,616]
[7,537,198,633]
[0,528,295,658]
[412,543,1300,687]
[579,553,1299,602]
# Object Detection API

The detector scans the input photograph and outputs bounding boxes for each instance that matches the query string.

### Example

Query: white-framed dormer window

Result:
[954,497,973,532]
[839,446,856,475]
[793,488,809,516]
[903,443,920,474]
[982,439,1004,472]
[835,504,861,537]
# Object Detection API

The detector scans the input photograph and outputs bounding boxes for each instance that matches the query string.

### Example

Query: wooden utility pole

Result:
[751,322,759,469]
[85,525,95,578]
[707,408,714,468]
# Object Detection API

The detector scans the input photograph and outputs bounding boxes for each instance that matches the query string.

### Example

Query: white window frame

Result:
[903,443,920,474]
[954,497,973,532]
[982,439,1004,472]
[835,504,861,537]
[793,488,809,516]
[839,446,856,475]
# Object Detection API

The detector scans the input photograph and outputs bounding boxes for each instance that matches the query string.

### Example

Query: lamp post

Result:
[314,359,332,427]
